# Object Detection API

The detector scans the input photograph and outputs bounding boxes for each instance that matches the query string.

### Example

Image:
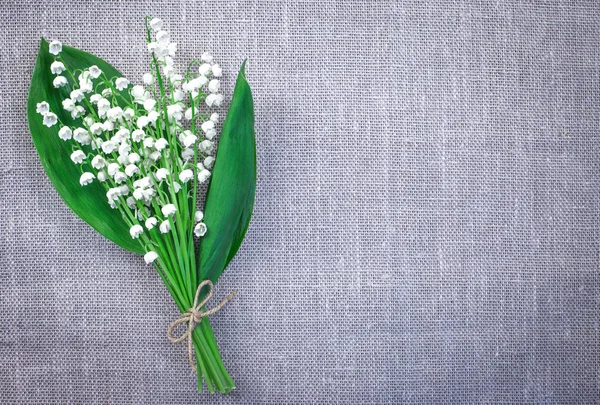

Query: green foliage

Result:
[27,39,144,254]
[200,61,256,283]
[28,35,256,394]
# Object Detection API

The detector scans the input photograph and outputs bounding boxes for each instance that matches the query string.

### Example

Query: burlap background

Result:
[1,0,599,403]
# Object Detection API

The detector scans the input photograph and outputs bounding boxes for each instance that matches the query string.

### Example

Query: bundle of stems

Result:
[28,16,256,393]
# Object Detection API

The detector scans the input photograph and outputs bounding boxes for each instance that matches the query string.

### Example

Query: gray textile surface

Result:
[0,0,599,403]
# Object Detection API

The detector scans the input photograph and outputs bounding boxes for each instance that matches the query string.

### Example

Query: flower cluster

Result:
[35,18,224,264]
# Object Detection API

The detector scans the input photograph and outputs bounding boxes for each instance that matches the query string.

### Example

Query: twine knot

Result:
[167,280,236,372]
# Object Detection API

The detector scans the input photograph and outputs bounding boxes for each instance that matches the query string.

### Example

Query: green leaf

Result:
[200,61,256,283]
[27,38,144,254]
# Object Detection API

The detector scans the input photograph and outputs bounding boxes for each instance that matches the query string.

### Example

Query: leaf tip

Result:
[240,59,248,78]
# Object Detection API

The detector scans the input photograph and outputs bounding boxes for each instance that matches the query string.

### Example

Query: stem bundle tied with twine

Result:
[27,16,256,393]
[168,280,237,372]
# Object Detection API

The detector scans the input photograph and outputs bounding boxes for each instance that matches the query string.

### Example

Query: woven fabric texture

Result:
[1,1,599,403]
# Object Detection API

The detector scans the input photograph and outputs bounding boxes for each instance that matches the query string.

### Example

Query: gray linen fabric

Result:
[1,0,599,403]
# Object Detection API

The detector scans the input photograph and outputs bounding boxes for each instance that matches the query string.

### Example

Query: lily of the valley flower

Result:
[36,101,50,114]
[194,222,207,237]
[79,172,95,186]
[159,220,171,234]
[130,224,144,239]
[144,251,159,264]
[38,21,227,269]
[161,204,177,216]
[115,77,130,91]
[58,126,72,140]
[49,40,62,55]
[197,169,211,183]
[145,217,158,229]
[50,61,65,74]
[53,76,67,88]
[178,169,194,183]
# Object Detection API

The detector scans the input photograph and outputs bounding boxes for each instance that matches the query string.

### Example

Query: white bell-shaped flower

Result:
[79,172,95,186]
[107,163,120,176]
[156,30,170,45]
[199,140,215,154]
[154,168,169,181]
[50,61,65,74]
[208,79,220,93]
[71,106,85,119]
[137,116,150,129]
[102,120,115,132]
[91,155,106,169]
[128,153,141,164]
[167,104,183,121]
[125,164,139,177]
[201,52,213,63]
[70,89,84,102]
[198,63,211,76]
[132,129,145,142]
[154,138,169,151]
[88,65,102,79]
[197,169,211,183]
[107,106,123,121]
[205,94,224,107]
[204,156,215,169]
[161,204,177,216]
[49,40,62,55]
[181,148,194,160]
[178,169,194,183]
[159,220,171,234]
[148,111,160,123]
[182,134,197,148]
[102,141,117,154]
[143,99,156,111]
[36,101,50,114]
[212,64,222,77]
[114,172,128,184]
[201,120,215,133]
[145,217,158,229]
[70,150,86,164]
[73,128,91,145]
[115,77,130,91]
[42,113,58,127]
[194,222,207,237]
[90,123,103,135]
[58,127,72,141]
[149,18,163,31]
[53,76,67,88]
[123,108,135,121]
[144,251,159,264]
[129,224,144,239]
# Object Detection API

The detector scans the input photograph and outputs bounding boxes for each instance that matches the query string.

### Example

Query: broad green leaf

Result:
[200,61,256,283]
[27,38,144,254]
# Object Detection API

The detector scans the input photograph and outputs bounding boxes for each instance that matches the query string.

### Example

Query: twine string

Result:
[167,280,236,372]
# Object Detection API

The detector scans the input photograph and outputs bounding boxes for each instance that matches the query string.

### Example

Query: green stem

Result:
[194,343,213,393]
[140,17,233,393]
[200,318,235,388]
[191,320,235,393]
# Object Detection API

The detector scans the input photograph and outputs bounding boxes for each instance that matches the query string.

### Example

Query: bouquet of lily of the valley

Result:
[26,17,255,393]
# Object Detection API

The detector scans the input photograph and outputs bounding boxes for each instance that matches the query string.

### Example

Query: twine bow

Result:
[167,280,236,372]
